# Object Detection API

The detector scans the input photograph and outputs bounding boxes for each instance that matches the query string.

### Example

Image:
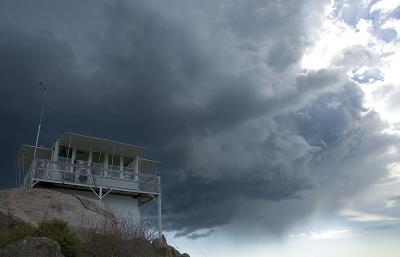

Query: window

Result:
[123,157,134,167]
[92,152,105,164]
[58,146,72,158]
[76,150,89,161]
[108,155,120,166]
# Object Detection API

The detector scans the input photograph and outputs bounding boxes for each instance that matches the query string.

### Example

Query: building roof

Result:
[59,132,160,173]
[59,132,145,158]
[18,132,160,174]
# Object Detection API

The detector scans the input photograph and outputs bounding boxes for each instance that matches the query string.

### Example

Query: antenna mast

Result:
[31,82,47,187]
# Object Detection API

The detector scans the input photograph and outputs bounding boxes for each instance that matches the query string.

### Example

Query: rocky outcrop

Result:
[0,188,190,257]
[0,188,116,227]
[0,211,24,231]
[152,235,191,257]
[0,236,63,257]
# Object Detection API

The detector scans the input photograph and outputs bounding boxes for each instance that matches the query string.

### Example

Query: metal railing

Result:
[24,158,160,194]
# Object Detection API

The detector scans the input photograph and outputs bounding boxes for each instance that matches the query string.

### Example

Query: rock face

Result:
[0,236,63,257]
[0,188,116,227]
[152,235,191,257]
[0,188,190,257]
[0,211,24,231]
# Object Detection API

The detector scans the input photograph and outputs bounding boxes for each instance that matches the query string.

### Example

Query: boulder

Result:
[0,189,191,257]
[0,188,116,227]
[0,236,63,257]
[152,235,191,257]
[152,234,168,247]
[0,211,24,231]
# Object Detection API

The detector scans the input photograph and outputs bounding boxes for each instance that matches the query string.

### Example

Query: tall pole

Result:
[31,82,47,187]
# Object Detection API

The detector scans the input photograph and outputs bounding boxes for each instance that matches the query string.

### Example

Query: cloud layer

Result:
[1,0,399,240]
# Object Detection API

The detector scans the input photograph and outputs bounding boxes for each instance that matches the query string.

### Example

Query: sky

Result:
[0,0,400,256]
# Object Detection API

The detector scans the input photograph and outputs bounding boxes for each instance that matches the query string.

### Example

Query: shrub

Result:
[78,216,157,257]
[0,212,23,231]
[0,219,36,247]
[35,219,81,257]
[0,214,80,257]
[0,214,159,257]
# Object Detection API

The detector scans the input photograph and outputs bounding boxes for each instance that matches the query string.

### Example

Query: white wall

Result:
[51,188,141,221]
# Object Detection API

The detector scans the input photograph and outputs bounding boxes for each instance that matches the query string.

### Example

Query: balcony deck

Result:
[23,158,160,204]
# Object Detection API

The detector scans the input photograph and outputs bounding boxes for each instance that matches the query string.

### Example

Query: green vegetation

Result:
[0,213,169,257]
[0,214,81,257]
[35,219,81,257]
[0,217,36,247]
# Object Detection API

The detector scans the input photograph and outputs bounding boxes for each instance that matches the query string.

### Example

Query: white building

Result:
[18,132,161,232]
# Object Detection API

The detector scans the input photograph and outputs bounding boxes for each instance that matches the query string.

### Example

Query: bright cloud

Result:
[311,229,354,240]
[340,208,400,222]
[387,162,400,179]
[303,0,400,131]
[370,0,400,15]
[291,229,354,240]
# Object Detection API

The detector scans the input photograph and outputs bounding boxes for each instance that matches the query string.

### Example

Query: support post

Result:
[104,153,109,177]
[20,151,25,188]
[88,150,93,175]
[71,148,76,172]
[158,176,162,239]
[99,187,103,201]
[133,156,139,182]
[52,140,59,171]
[52,140,59,162]
[71,148,76,183]
[119,155,124,179]
[30,159,38,188]
[88,150,93,165]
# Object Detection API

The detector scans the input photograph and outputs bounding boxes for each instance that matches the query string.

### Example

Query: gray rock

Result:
[0,188,116,228]
[0,236,63,257]
[0,211,24,231]
[152,234,168,247]
[152,235,190,257]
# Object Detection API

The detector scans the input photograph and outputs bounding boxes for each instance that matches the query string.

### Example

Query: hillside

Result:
[0,188,189,257]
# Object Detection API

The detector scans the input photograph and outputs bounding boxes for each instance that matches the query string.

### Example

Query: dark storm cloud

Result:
[1,0,398,240]
[171,83,400,238]
[184,229,216,240]
[163,166,311,235]
[0,24,86,185]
